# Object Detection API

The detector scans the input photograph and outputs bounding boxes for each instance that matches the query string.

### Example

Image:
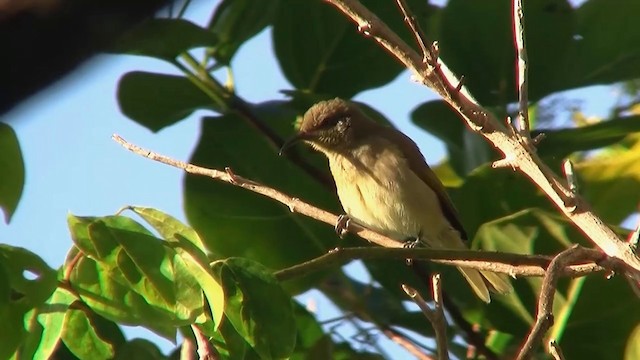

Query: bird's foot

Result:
[402,237,421,249]
[334,214,351,239]
[403,236,420,265]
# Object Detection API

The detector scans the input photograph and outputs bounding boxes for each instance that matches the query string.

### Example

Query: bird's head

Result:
[280,98,371,155]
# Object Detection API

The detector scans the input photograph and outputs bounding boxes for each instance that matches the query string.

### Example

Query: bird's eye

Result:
[336,117,350,129]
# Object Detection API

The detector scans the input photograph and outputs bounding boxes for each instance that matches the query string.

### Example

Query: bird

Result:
[280,98,511,302]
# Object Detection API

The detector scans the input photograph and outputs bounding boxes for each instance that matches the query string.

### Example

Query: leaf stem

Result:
[172,56,229,111]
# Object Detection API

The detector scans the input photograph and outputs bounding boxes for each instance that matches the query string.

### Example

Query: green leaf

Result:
[10,309,39,360]
[449,165,553,238]
[0,258,9,312]
[289,302,328,358]
[0,299,27,358]
[217,317,251,359]
[88,219,177,306]
[171,242,225,329]
[184,101,343,292]
[272,0,436,97]
[0,245,57,311]
[208,0,279,64]
[67,215,210,339]
[115,339,166,360]
[127,206,225,328]
[439,0,573,105]
[110,18,218,61]
[473,209,579,335]
[625,324,640,360]
[535,115,640,159]
[563,0,640,89]
[33,288,77,360]
[62,306,118,360]
[67,215,113,260]
[575,136,640,223]
[213,258,296,359]
[439,1,640,105]
[559,275,640,360]
[126,206,207,255]
[70,256,178,341]
[0,122,25,223]
[117,71,217,132]
[332,342,385,360]
[411,100,494,175]
[0,245,56,359]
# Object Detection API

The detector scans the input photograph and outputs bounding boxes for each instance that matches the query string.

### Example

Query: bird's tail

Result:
[458,267,513,303]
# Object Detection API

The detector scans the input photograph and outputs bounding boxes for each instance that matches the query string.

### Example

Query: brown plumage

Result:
[283,98,511,302]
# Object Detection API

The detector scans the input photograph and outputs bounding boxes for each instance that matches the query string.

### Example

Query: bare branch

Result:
[512,0,531,138]
[113,134,398,249]
[516,246,603,360]
[562,160,578,195]
[382,328,435,360]
[394,0,430,63]
[274,246,609,282]
[548,340,566,360]
[403,276,449,360]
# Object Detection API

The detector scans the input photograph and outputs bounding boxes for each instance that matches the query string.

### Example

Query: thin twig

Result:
[382,327,435,360]
[113,134,400,249]
[516,246,604,360]
[409,263,499,360]
[403,276,449,360]
[548,340,566,360]
[394,0,430,63]
[274,246,608,282]
[562,160,578,195]
[512,0,531,138]
[63,249,83,281]
[430,275,448,360]
[192,324,219,360]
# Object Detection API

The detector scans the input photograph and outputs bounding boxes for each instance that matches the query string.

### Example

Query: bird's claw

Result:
[335,214,351,239]
[403,237,420,249]
[403,237,420,265]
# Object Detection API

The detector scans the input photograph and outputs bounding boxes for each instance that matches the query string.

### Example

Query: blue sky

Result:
[1,0,618,356]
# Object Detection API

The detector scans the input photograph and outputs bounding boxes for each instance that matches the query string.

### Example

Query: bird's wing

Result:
[388,130,469,241]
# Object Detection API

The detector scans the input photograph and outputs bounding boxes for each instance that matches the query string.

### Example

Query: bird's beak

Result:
[279,132,311,156]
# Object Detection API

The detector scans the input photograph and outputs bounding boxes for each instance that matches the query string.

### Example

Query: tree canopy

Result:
[3,0,640,359]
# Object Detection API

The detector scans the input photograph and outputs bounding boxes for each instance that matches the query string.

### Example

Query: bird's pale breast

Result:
[327,141,454,245]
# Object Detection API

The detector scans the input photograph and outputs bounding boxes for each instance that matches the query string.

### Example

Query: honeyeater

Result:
[280,98,511,302]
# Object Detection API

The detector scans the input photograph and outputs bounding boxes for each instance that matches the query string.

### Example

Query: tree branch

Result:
[516,245,602,360]
[548,340,566,360]
[403,275,449,360]
[114,134,410,250]
[323,0,640,276]
[274,246,608,282]
[382,327,435,360]
[113,134,618,283]
[512,0,531,138]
